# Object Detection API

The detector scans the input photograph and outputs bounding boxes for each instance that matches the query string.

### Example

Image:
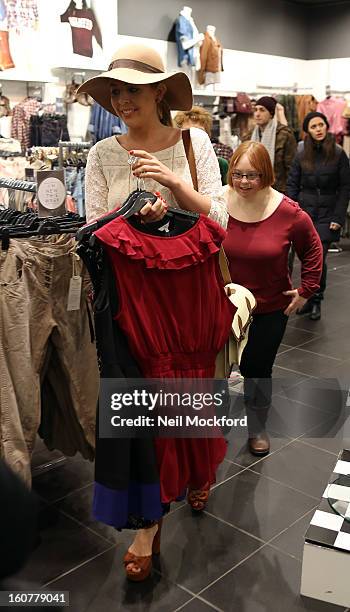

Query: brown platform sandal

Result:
[187,485,210,512]
[123,519,162,582]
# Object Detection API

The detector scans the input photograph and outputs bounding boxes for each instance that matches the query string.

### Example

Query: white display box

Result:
[301,449,350,607]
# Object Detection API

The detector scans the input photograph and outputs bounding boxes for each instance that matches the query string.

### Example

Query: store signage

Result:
[37,170,66,217]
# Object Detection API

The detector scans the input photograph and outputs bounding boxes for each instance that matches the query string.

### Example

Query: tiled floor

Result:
[16,244,350,611]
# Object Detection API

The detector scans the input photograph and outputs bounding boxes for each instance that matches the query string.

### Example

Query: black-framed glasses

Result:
[232,171,262,181]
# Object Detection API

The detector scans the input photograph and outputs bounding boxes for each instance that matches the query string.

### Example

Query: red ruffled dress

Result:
[95,214,235,503]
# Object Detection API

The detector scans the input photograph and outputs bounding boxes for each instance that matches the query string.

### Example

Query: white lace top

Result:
[85,127,228,229]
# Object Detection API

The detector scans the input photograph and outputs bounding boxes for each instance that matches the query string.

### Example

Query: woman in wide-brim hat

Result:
[79,44,228,581]
[79,43,227,225]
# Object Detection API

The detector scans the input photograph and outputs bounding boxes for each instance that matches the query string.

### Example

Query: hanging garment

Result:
[0,235,99,485]
[295,94,318,138]
[198,32,223,86]
[77,240,163,530]
[60,0,102,58]
[276,95,300,135]
[29,114,70,147]
[175,14,196,67]
[93,214,235,510]
[4,0,38,34]
[88,103,127,144]
[0,94,11,117]
[11,98,41,150]
[212,140,234,162]
[317,97,347,137]
[0,30,14,70]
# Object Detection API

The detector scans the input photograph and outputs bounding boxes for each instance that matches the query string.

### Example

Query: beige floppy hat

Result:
[77,44,193,115]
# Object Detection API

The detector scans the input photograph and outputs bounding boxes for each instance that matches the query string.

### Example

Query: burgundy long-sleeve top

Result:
[223,195,323,314]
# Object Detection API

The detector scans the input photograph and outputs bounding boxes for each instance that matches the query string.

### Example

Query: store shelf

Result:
[0,72,58,83]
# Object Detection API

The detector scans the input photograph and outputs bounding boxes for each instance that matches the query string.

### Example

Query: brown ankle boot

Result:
[248,432,270,456]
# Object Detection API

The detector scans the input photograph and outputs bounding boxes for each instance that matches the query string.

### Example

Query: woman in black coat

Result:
[287,111,350,320]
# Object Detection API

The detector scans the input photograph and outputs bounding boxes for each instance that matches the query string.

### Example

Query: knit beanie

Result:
[303,111,329,134]
[256,96,277,116]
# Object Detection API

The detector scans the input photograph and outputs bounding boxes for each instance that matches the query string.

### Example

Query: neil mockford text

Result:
[110,414,247,428]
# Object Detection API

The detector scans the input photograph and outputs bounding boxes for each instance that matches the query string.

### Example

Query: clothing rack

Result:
[58,140,91,169]
[0,177,36,192]
[326,89,350,95]
[0,204,87,477]
[0,151,24,158]
[255,84,312,94]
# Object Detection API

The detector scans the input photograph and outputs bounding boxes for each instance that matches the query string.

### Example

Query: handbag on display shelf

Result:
[234,93,253,114]
[181,129,257,378]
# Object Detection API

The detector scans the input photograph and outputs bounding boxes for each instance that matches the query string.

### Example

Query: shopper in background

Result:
[174,105,229,184]
[222,142,322,455]
[245,96,297,193]
[77,44,228,582]
[287,111,350,320]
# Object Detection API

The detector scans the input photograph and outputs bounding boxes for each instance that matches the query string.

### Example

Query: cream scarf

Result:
[251,117,277,167]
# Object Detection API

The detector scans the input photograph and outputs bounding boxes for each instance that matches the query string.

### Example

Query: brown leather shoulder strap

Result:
[219,246,232,285]
[182,129,198,192]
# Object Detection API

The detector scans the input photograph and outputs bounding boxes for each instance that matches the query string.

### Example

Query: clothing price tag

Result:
[67,276,82,311]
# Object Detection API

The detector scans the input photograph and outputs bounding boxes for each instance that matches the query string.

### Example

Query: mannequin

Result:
[198,23,223,87]
[180,5,192,19]
[206,25,216,40]
[175,6,203,71]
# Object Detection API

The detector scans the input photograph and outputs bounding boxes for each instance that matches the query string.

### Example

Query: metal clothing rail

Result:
[0,177,36,192]
[256,84,313,93]
[58,140,92,169]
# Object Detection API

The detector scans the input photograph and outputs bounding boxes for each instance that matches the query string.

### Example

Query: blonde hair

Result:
[174,106,213,136]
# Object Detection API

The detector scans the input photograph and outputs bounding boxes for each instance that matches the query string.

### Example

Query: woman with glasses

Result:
[222,141,323,456]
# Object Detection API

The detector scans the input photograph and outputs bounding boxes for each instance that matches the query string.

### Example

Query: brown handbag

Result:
[182,130,253,377]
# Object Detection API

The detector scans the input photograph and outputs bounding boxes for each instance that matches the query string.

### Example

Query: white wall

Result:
[1,4,350,133]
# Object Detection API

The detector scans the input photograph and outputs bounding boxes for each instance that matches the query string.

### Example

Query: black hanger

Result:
[76,189,157,240]
[76,189,199,242]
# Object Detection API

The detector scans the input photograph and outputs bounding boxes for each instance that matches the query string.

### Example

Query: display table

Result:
[301,449,350,607]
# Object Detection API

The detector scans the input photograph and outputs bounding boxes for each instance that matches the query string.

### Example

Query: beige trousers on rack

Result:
[0,235,99,486]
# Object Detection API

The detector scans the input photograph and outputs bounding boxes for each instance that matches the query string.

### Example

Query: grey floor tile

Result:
[206,469,316,540]
[298,417,349,456]
[53,484,119,544]
[176,597,223,611]
[268,509,317,561]
[267,395,331,438]
[152,507,261,593]
[272,367,312,393]
[277,343,293,355]
[49,547,192,612]
[292,332,350,361]
[275,377,347,415]
[250,440,338,499]
[282,326,321,348]
[200,545,346,611]
[13,511,111,586]
[275,348,342,378]
[32,455,94,503]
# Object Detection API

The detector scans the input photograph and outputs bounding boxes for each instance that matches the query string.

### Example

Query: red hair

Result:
[228,141,275,189]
